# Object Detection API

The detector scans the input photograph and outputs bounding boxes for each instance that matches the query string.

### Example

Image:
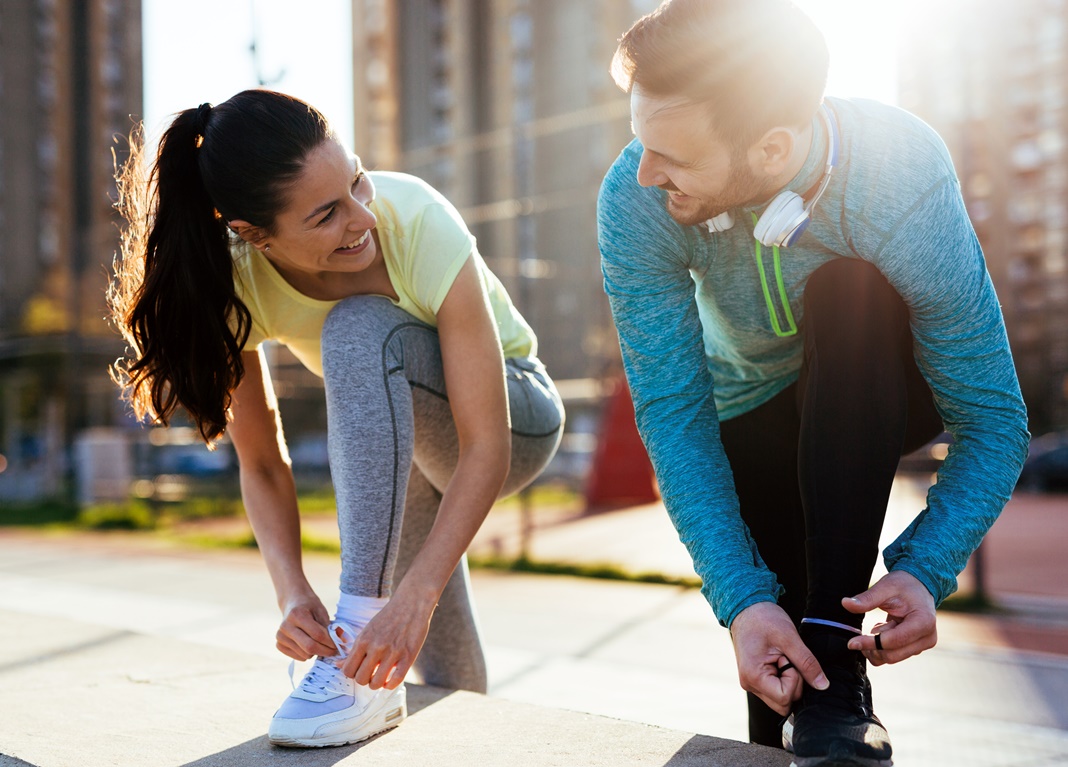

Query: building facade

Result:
[0,0,142,500]
[899,0,1068,432]
[350,0,659,383]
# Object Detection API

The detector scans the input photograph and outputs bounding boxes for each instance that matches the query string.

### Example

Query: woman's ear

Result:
[228,219,270,251]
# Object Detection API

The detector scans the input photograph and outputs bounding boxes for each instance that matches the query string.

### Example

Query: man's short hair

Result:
[612,0,829,147]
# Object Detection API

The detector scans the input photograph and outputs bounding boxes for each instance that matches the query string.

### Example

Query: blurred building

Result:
[899,0,1068,433]
[350,0,659,383]
[0,0,142,500]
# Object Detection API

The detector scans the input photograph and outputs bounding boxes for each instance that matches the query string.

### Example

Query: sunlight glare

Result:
[794,0,908,104]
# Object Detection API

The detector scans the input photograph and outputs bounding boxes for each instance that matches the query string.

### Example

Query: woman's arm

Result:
[344,256,512,688]
[229,348,336,660]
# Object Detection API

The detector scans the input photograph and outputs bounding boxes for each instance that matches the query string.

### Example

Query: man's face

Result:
[630,88,768,227]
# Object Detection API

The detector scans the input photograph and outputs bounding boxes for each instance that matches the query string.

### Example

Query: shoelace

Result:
[288,621,360,695]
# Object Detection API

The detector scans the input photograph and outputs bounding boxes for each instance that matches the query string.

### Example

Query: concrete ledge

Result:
[0,610,787,767]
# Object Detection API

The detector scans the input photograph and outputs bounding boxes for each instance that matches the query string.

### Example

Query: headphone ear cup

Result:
[754,191,806,246]
[704,210,735,233]
[780,217,812,248]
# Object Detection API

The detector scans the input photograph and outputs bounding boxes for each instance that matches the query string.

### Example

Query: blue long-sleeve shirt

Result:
[597,97,1029,628]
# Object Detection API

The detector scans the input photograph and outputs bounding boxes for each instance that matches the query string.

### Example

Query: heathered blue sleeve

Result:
[862,176,1029,604]
[598,144,783,627]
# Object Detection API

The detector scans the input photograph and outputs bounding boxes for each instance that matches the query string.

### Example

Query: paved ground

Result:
[0,533,787,767]
[2,477,1067,766]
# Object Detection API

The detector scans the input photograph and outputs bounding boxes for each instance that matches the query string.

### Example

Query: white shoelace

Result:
[288,621,360,694]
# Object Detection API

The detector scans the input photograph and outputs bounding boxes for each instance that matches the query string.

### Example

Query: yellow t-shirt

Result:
[232,171,537,377]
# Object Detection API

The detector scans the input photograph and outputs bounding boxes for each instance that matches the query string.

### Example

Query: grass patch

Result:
[0,499,80,526]
[292,489,340,515]
[300,533,341,554]
[158,496,244,520]
[492,483,583,511]
[2,489,325,531]
[468,554,701,589]
[170,529,342,555]
[166,530,697,589]
[0,498,158,530]
[177,530,260,550]
[77,501,158,531]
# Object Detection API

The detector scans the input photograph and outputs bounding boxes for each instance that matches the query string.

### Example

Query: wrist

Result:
[276,578,318,611]
[728,598,779,633]
[392,575,444,614]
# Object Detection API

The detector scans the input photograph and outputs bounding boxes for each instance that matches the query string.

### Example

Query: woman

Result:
[110,89,564,748]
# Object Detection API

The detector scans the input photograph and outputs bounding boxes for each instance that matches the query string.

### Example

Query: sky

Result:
[141,0,355,145]
[142,0,904,151]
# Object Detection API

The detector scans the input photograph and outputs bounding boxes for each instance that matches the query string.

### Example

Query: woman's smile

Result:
[335,229,373,254]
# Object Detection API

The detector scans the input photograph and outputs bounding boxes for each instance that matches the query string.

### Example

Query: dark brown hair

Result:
[110,89,331,443]
[611,0,829,147]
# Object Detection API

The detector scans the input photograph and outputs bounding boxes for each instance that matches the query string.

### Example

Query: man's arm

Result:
[869,177,1029,602]
[842,172,1028,664]
[597,146,781,627]
[598,147,829,710]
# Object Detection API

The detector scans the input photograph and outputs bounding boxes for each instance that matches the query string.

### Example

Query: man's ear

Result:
[750,127,797,178]
[228,219,270,250]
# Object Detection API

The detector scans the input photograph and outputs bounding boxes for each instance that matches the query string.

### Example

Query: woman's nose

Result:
[348,201,377,230]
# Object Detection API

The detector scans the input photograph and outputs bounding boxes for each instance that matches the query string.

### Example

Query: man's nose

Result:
[636,151,665,188]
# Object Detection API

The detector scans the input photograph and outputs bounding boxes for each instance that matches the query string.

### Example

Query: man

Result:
[597,1,1029,765]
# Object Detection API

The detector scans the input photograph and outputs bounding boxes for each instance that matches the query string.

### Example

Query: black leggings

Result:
[718,259,943,746]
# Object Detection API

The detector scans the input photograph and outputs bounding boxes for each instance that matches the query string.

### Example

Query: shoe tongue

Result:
[300,657,345,693]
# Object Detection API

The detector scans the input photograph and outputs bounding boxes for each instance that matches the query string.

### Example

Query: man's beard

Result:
[662,151,763,227]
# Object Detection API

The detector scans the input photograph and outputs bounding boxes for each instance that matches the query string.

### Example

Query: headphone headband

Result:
[705,103,840,247]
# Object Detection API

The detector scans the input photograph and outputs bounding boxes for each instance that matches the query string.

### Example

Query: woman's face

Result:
[258,137,379,280]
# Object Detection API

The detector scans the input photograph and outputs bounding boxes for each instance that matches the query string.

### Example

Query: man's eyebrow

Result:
[644,145,690,167]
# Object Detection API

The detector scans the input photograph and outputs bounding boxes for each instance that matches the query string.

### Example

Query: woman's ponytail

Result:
[110,90,330,444]
[110,106,252,444]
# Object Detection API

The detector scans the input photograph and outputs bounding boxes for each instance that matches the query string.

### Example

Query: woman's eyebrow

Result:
[303,157,363,223]
[304,199,338,223]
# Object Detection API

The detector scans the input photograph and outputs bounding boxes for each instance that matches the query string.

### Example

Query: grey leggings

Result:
[320,296,564,691]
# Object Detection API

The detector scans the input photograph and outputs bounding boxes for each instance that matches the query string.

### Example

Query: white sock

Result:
[335,592,388,633]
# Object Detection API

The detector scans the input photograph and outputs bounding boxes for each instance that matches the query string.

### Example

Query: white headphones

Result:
[704,103,840,247]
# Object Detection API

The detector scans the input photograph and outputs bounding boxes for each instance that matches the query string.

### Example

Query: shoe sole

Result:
[269,697,407,748]
[791,756,892,767]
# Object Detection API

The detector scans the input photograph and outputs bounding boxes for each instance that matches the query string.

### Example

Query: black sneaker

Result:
[784,624,893,767]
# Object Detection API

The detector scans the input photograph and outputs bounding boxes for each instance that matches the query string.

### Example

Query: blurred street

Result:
[2,477,1068,766]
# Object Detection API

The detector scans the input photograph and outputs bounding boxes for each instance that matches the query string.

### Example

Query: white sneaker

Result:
[268,621,407,748]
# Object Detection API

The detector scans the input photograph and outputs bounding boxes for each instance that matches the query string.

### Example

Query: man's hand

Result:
[843,570,937,666]
[729,602,829,715]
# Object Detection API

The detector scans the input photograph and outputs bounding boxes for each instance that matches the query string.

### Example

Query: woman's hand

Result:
[276,593,336,661]
[340,587,437,689]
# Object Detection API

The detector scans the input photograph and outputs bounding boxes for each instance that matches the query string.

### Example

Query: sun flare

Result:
[795,0,910,104]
